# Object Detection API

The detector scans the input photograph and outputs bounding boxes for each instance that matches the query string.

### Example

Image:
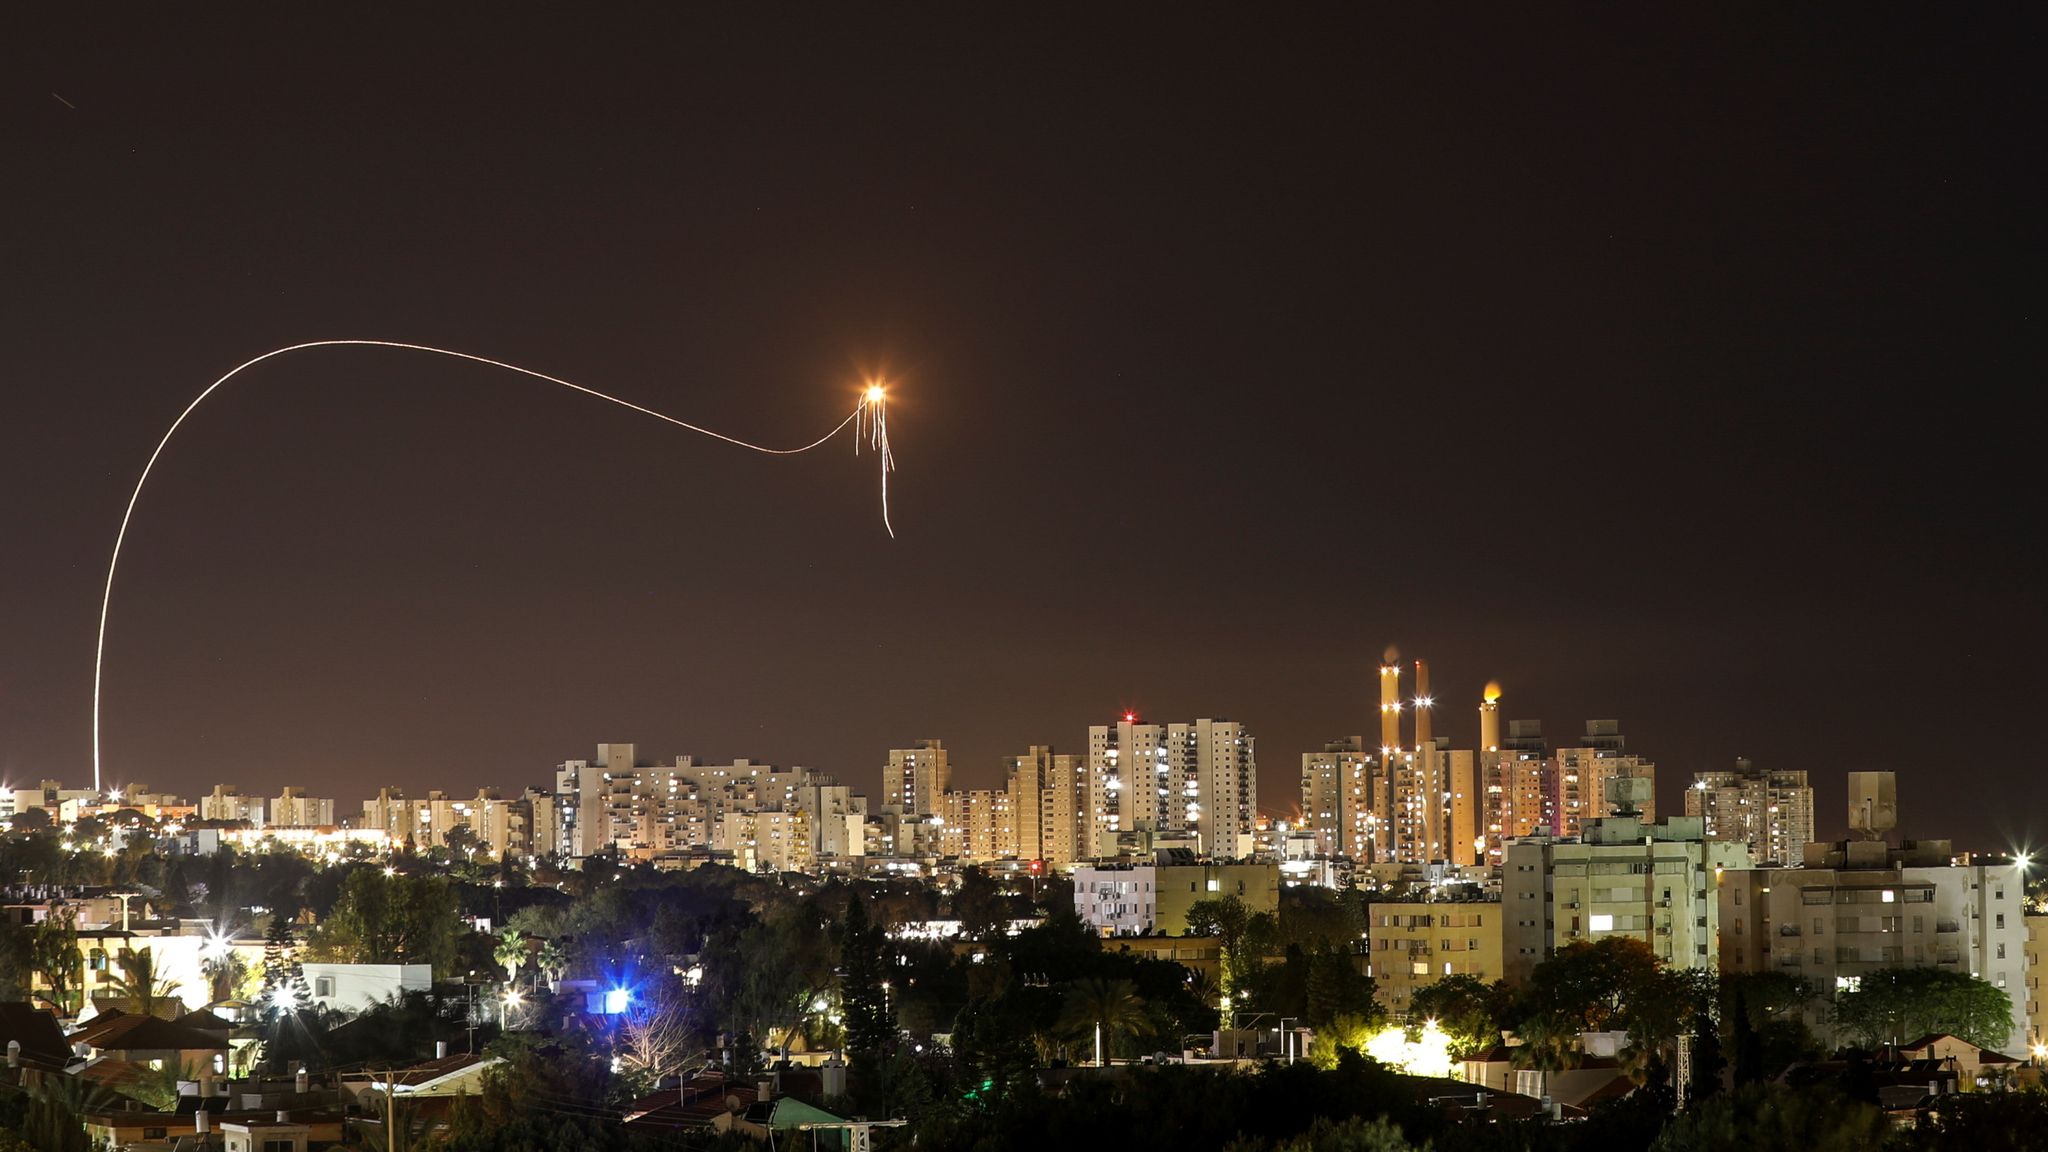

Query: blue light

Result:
[604,988,631,1015]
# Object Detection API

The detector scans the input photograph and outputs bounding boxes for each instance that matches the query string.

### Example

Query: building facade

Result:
[1367,899,1504,1018]
[1502,814,1748,984]
[1717,839,2029,1053]
[1685,758,1816,867]
[1072,858,1280,936]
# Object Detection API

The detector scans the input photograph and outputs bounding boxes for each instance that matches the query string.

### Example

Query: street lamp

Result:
[1279,1017,1299,1064]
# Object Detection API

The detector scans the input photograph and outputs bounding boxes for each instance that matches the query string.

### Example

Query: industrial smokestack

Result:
[1413,659,1433,747]
[1378,655,1401,755]
[1479,682,1501,753]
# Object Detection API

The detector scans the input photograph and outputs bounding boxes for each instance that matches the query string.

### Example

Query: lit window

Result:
[1589,914,1614,932]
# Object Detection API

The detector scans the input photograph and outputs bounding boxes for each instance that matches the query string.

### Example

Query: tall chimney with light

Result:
[1479,682,1501,753]
[1378,653,1401,754]
[1413,658,1433,748]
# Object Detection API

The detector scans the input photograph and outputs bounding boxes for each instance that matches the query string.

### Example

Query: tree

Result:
[1406,975,1504,1058]
[261,916,310,1011]
[1527,936,1666,1032]
[494,929,529,987]
[28,909,84,1015]
[1058,977,1148,1063]
[533,937,570,988]
[1652,1082,1884,1152]
[1688,1010,1728,1103]
[202,943,250,1005]
[840,894,893,1055]
[1510,1012,1579,1099]
[953,867,1010,941]
[1832,967,2014,1051]
[1305,945,1374,1028]
[1227,1114,1426,1152]
[614,976,699,1090]
[106,946,181,1017]
[0,918,32,1002]
[311,869,464,973]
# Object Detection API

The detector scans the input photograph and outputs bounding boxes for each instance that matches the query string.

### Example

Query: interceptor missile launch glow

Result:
[91,339,898,793]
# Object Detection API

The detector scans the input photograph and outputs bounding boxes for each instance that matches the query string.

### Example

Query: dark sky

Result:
[3,8,2038,847]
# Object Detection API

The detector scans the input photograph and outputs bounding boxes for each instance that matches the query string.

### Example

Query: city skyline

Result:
[4,8,2035,851]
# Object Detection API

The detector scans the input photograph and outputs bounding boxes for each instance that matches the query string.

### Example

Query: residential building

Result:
[360,788,537,857]
[1480,721,1548,864]
[793,780,864,860]
[2027,913,2048,1056]
[549,744,833,869]
[1717,839,2029,1054]
[301,963,435,1012]
[8,780,96,819]
[1685,758,1816,866]
[1367,899,1504,1018]
[269,788,335,828]
[1300,737,1373,859]
[885,740,951,819]
[1003,745,1086,868]
[1548,721,1655,837]
[1087,716,1256,860]
[1502,807,1748,985]
[1072,856,1278,936]
[939,789,1010,862]
[197,785,264,825]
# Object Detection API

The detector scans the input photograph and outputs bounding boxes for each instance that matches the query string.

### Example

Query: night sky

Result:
[4,9,2038,847]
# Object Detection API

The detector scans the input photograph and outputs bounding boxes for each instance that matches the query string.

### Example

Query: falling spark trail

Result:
[92,339,895,793]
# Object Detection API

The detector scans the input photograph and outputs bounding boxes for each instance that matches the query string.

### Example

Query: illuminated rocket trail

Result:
[92,339,896,793]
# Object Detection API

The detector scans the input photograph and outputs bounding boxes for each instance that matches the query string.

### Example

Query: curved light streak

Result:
[93,338,896,792]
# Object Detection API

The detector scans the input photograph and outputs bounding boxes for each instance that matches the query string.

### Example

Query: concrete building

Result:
[550,744,834,868]
[1072,857,1279,936]
[301,963,435,1012]
[1480,719,1548,865]
[1548,721,1655,837]
[1717,839,2029,1054]
[361,787,539,857]
[1367,899,1504,1018]
[1088,716,1256,860]
[197,785,264,826]
[2025,914,2047,1056]
[793,781,864,861]
[885,740,951,819]
[1003,745,1087,868]
[714,807,812,874]
[1300,737,1373,859]
[8,780,97,820]
[269,788,335,828]
[1685,758,1816,866]
[939,789,1010,862]
[1502,807,1748,985]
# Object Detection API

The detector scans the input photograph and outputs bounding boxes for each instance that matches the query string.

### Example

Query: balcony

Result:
[1936,921,1960,934]
[1779,925,1802,937]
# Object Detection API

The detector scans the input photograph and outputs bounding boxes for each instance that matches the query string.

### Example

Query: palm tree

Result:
[1511,1015,1580,1100]
[1616,1037,1659,1087]
[202,946,250,1005]
[535,938,570,990]
[1058,978,1148,1065]
[107,946,182,1017]
[494,929,529,988]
